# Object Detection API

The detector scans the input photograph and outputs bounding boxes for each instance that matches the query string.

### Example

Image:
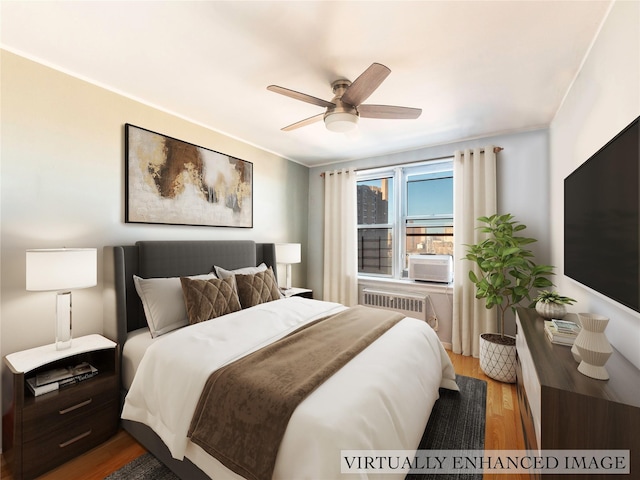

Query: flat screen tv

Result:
[564,115,639,313]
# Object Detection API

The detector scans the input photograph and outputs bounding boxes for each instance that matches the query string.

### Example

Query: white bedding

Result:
[121,327,157,390]
[122,297,458,480]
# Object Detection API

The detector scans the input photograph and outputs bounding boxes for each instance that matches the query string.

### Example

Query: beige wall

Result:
[550,0,640,368]
[0,50,310,415]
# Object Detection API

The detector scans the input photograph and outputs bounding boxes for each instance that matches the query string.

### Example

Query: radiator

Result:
[362,288,429,322]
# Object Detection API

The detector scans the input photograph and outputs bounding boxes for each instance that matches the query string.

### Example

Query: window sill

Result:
[357,276,454,295]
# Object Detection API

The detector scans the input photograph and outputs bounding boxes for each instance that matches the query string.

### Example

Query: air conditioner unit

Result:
[408,254,453,283]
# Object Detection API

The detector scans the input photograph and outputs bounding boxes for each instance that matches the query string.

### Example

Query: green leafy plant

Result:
[465,214,554,339]
[530,290,576,306]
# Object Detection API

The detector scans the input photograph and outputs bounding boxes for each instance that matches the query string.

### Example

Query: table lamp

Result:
[275,243,301,290]
[26,248,97,350]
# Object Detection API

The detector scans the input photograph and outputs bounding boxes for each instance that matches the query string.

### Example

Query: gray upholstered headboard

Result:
[112,240,276,348]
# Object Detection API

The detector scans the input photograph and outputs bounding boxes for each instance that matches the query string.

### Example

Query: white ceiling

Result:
[1,1,612,167]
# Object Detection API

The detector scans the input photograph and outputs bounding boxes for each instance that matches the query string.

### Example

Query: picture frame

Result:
[125,124,253,228]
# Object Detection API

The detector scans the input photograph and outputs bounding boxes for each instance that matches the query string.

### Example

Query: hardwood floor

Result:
[1,351,527,479]
[445,350,529,480]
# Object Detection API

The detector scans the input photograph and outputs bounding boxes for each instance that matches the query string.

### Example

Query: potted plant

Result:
[530,290,576,319]
[465,214,554,383]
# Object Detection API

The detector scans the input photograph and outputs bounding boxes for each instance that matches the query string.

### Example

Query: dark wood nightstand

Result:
[282,287,313,299]
[2,335,119,480]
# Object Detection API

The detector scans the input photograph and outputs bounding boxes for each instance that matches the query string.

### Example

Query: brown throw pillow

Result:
[235,267,281,308]
[180,276,241,324]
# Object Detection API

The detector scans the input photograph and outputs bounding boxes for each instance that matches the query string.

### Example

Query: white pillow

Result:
[133,273,216,338]
[214,263,267,279]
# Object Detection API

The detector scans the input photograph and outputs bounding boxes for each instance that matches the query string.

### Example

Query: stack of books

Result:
[544,319,581,346]
[26,362,98,396]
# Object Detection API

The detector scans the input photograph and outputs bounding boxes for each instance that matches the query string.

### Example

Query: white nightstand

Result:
[3,334,119,479]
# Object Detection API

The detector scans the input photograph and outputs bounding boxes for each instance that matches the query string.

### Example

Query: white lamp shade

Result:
[324,112,359,133]
[275,243,301,264]
[26,248,97,291]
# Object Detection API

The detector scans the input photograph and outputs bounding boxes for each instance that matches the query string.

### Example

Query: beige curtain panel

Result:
[323,168,358,306]
[452,147,498,356]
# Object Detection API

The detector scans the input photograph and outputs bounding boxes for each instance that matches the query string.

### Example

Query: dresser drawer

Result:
[22,375,116,442]
[21,401,118,479]
[515,314,541,446]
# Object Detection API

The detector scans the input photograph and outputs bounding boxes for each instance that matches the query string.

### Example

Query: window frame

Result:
[357,158,454,280]
[356,168,397,278]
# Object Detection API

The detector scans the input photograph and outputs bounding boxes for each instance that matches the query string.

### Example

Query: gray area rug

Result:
[104,453,177,480]
[106,375,486,480]
[407,374,487,480]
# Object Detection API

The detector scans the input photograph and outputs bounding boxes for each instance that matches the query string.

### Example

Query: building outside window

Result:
[357,176,393,275]
[357,159,453,279]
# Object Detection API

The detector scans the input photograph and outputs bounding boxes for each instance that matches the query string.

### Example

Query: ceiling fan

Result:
[267,63,422,133]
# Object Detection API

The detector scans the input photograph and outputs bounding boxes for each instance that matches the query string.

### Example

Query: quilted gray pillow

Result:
[180,276,241,324]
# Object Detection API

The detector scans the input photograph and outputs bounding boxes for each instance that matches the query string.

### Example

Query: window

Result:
[357,177,394,275]
[357,159,454,278]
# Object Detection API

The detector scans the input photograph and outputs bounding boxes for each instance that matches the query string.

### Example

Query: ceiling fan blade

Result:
[267,85,335,108]
[281,113,325,131]
[358,104,422,119]
[340,63,391,107]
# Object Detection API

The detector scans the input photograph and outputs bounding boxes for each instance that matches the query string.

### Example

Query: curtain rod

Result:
[320,146,503,177]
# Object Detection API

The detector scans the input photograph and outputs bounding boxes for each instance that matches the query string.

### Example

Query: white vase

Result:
[570,343,581,363]
[573,313,613,380]
[479,333,517,383]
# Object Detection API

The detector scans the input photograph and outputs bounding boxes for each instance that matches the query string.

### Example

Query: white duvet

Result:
[122,297,458,480]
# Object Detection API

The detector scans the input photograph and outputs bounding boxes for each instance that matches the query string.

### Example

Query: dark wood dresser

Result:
[515,307,640,480]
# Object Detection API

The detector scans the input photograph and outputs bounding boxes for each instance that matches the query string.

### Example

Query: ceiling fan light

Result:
[324,112,359,133]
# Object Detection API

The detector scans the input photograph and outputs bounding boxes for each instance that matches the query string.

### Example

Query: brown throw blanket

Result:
[187,305,404,480]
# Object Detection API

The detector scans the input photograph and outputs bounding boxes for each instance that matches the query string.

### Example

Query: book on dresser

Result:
[543,320,579,345]
[29,361,99,395]
[25,377,59,396]
[551,318,580,334]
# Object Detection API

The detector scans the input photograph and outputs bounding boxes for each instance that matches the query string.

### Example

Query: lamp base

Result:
[55,291,72,350]
[285,264,292,290]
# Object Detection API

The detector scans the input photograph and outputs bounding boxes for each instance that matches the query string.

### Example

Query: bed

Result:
[112,240,458,480]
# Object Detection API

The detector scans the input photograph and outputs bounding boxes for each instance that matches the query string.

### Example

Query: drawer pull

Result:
[59,429,92,448]
[59,398,92,415]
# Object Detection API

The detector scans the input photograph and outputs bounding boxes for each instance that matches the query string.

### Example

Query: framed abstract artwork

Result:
[125,124,253,228]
